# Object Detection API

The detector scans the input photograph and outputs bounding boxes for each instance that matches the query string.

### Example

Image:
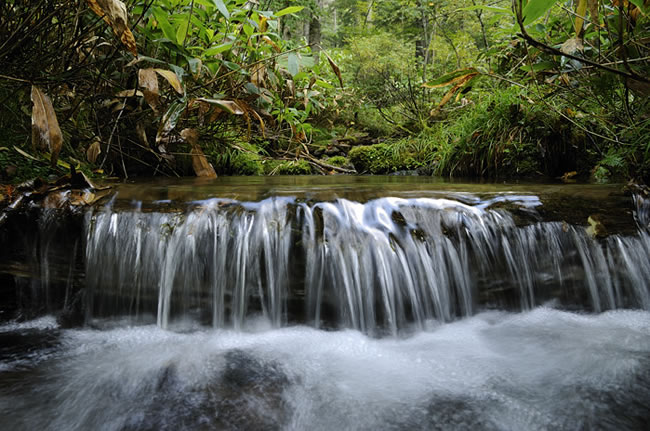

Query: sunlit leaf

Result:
[31,86,63,165]
[522,0,559,25]
[274,6,304,17]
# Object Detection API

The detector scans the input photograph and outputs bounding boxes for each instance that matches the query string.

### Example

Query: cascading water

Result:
[84,194,650,334]
[1,178,649,430]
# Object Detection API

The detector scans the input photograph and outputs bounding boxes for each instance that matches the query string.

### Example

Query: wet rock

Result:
[122,349,292,431]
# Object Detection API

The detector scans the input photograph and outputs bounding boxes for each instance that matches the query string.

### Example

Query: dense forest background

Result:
[0,0,648,183]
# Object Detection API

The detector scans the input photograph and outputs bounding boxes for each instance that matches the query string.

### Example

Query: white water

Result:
[1,308,649,430]
[84,196,650,334]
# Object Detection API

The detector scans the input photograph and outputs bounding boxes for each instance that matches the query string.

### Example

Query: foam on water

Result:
[1,308,649,430]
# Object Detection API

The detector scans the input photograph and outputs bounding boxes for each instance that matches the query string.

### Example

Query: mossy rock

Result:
[348,144,420,174]
[231,152,263,175]
[325,156,351,168]
[263,160,313,175]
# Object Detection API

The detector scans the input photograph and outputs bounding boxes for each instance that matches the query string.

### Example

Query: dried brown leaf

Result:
[324,51,343,89]
[181,129,216,178]
[31,86,63,165]
[86,0,137,56]
[138,68,160,112]
[86,140,102,163]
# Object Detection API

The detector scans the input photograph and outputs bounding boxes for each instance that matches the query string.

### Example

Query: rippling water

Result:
[1,308,649,430]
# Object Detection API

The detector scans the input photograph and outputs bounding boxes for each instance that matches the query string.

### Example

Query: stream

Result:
[0,176,649,430]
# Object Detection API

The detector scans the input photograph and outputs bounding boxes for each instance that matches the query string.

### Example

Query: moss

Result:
[264,160,313,175]
[0,147,62,183]
[325,156,349,168]
[348,144,421,174]
[231,152,263,175]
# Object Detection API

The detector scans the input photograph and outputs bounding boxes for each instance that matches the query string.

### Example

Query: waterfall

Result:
[83,195,650,334]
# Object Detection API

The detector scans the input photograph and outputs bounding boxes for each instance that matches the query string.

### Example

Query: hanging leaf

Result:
[138,68,160,112]
[212,0,230,19]
[274,6,305,17]
[522,0,559,25]
[86,140,102,163]
[288,53,299,77]
[176,19,189,46]
[31,86,63,165]
[574,0,588,37]
[154,69,184,94]
[181,129,217,178]
[86,0,137,56]
[324,51,343,89]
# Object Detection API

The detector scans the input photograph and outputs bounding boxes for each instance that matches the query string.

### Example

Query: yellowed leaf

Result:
[574,0,588,37]
[261,35,281,52]
[87,140,102,163]
[251,63,266,87]
[154,68,184,94]
[31,86,63,165]
[181,128,217,178]
[138,68,160,111]
[430,74,476,117]
[86,0,137,56]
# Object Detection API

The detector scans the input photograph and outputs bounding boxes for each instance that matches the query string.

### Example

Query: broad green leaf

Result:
[176,19,189,46]
[204,42,233,56]
[315,79,334,89]
[152,8,176,42]
[523,0,559,25]
[288,53,299,77]
[274,6,304,17]
[212,0,230,19]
